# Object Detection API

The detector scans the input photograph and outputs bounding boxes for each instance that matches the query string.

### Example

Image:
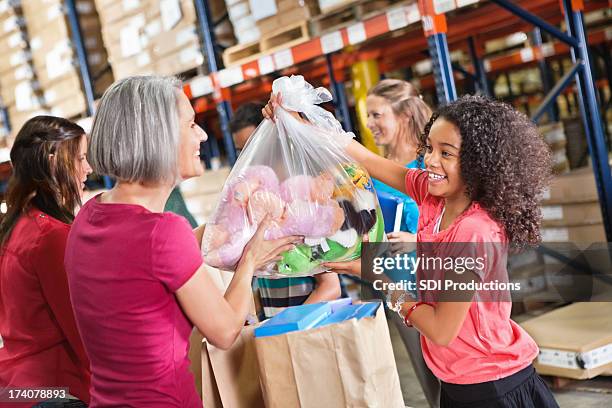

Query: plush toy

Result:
[247,190,285,224]
[229,165,280,206]
[282,199,344,237]
[203,162,384,275]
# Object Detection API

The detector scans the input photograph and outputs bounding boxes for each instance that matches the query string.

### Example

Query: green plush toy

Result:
[276,206,386,276]
[277,244,319,276]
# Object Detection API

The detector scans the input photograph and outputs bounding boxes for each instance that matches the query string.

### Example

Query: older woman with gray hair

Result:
[64,76,300,407]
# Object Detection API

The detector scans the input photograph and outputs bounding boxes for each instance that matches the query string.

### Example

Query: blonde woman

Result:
[367,79,432,242]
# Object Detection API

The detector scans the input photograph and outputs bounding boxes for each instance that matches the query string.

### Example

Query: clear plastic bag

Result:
[201,75,385,277]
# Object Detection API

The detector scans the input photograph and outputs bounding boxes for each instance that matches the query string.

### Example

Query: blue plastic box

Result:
[254,302,332,338]
[316,302,380,328]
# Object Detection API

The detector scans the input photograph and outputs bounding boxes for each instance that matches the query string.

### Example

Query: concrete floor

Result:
[387,315,612,408]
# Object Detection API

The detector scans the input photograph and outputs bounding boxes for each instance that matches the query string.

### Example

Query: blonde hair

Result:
[368,79,432,148]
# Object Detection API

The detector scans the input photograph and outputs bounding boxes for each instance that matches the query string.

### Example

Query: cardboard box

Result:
[110,50,153,79]
[256,6,312,34]
[520,302,612,379]
[0,48,31,75]
[150,24,199,59]
[0,29,27,54]
[0,77,40,107]
[7,106,50,132]
[0,63,35,89]
[1,15,25,40]
[153,46,203,76]
[234,25,260,44]
[541,202,603,227]
[101,12,146,45]
[228,1,250,22]
[31,40,75,87]
[42,72,82,106]
[510,264,548,300]
[542,167,600,205]
[29,15,102,55]
[541,224,607,245]
[49,92,87,119]
[146,0,196,30]
[0,2,23,26]
[97,0,149,25]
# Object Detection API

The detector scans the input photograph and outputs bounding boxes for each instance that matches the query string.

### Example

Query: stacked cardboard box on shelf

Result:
[539,122,570,174]
[220,0,315,66]
[21,0,113,119]
[96,0,211,80]
[540,166,606,245]
[0,0,46,132]
[253,0,317,35]
[226,0,260,44]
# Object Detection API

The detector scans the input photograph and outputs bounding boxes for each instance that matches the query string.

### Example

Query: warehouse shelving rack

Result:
[182,0,612,239]
[1,1,610,240]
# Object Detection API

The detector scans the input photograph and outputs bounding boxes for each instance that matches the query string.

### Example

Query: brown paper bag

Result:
[201,324,265,408]
[255,305,405,408]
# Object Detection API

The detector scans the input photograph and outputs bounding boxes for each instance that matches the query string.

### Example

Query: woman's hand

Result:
[322,234,368,277]
[322,259,362,277]
[238,217,303,271]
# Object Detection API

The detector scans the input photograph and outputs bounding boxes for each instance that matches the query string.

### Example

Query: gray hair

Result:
[89,75,183,184]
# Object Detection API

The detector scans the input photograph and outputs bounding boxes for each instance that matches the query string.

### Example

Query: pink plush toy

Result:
[204,166,346,269]
[312,173,335,202]
[218,203,248,233]
[247,190,285,224]
[281,199,344,237]
[279,175,312,202]
[205,231,252,268]
[230,165,280,206]
[279,173,335,203]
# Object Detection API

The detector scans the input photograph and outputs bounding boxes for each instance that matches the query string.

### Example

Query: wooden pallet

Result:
[319,0,361,15]
[222,41,262,67]
[223,21,310,67]
[260,21,310,52]
[310,0,405,36]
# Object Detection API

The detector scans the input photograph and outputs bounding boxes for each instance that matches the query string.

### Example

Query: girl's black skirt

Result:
[440,364,559,408]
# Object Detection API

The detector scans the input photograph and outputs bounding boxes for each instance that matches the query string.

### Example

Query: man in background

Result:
[229,102,266,153]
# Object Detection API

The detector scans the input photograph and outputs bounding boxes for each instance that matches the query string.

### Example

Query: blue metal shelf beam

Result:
[531,27,558,121]
[490,0,579,48]
[325,54,353,134]
[467,37,490,97]
[428,33,457,104]
[0,104,10,136]
[194,0,237,165]
[65,0,95,116]
[531,60,582,123]
[561,0,612,241]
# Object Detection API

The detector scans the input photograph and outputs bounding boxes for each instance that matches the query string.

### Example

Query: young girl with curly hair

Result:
[265,94,558,407]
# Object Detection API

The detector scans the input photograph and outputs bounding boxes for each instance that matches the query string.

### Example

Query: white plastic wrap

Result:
[201,76,385,277]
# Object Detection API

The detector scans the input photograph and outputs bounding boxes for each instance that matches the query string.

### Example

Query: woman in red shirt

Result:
[0,116,92,405]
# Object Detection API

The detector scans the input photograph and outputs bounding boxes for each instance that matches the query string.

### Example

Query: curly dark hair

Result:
[418,96,552,248]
